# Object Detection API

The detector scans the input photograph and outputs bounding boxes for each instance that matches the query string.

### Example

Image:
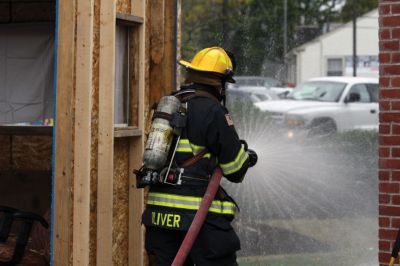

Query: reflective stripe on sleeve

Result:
[147,192,237,215]
[219,146,249,175]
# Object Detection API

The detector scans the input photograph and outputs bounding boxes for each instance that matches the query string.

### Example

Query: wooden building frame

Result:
[53,0,179,265]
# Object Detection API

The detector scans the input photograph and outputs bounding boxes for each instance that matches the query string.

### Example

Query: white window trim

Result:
[325,56,345,76]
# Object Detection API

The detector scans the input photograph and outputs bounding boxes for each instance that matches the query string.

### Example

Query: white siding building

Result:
[287,9,378,85]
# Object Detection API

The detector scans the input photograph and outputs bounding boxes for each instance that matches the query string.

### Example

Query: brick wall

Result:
[380,1,400,265]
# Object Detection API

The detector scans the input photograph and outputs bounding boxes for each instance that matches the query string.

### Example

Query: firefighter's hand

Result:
[247,149,258,167]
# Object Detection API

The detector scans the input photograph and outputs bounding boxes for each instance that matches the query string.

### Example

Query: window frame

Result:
[346,83,374,103]
[326,57,344,77]
[366,83,379,103]
[113,13,144,138]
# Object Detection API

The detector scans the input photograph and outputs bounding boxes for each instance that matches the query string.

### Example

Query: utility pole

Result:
[283,0,287,60]
[283,0,288,80]
[222,0,228,47]
[352,0,357,77]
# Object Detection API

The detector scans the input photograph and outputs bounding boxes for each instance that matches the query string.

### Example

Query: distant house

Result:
[287,9,378,85]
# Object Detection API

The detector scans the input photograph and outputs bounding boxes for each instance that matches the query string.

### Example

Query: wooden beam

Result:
[96,0,116,264]
[176,0,181,83]
[131,0,144,18]
[128,137,144,266]
[0,126,52,136]
[116,12,143,25]
[163,0,177,91]
[114,127,142,138]
[53,0,76,264]
[148,0,178,105]
[148,0,162,105]
[129,2,146,266]
[150,0,164,65]
[72,0,94,265]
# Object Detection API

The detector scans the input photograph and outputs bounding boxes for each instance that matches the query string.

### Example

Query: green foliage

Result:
[181,0,378,76]
[339,0,378,22]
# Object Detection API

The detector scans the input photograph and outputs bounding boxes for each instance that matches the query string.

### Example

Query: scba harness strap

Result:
[151,88,219,171]
[135,87,222,188]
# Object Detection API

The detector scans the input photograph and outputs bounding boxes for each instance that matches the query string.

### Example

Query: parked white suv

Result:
[254,77,379,137]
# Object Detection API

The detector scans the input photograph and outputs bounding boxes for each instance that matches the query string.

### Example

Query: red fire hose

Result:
[171,167,223,266]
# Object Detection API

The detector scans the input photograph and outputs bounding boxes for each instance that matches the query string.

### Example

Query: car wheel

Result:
[308,118,337,137]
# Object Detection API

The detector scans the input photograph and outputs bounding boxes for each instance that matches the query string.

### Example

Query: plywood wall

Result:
[117,0,131,14]
[0,135,52,215]
[0,135,51,171]
[12,136,52,171]
[113,139,130,265]
[0,136,11,170]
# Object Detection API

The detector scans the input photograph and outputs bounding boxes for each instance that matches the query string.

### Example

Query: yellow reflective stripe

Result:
[179,139,190,144]
[147,192,236,215]
[189,143,204,153]
[219,146,249,175]
[176,139,192,152]
[146,200,236,215]
[146,200,235,215]
[176,139,193,152]
[149,192,202,202]
[203,153,211,159]
[176,139,212,159]
[147,200,199,211]
[190,143,212,158]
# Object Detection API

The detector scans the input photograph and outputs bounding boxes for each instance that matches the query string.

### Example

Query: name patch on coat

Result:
[152,211,181,228]
[142,209,193,230]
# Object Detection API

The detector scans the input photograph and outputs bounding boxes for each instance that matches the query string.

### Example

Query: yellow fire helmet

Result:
[179,47,235,83]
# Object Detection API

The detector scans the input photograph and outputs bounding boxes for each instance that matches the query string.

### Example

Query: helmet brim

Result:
[226,76,236,83]
[179,60,207,72]
[179,60,236,83]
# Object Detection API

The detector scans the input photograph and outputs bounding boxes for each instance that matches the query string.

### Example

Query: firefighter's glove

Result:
[247,149,258,167]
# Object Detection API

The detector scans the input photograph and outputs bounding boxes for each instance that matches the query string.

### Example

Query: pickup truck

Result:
[254,76,379,137]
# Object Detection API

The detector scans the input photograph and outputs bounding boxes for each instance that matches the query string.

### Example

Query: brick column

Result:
[379,1,400,265]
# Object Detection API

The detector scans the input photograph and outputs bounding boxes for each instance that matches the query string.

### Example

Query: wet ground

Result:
[222,129,378,265]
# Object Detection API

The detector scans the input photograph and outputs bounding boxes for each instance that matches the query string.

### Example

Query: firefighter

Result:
[141,47,258,266]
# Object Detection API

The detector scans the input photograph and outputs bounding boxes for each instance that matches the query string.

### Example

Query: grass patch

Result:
[238,250,375,266]
[237,217,378,266]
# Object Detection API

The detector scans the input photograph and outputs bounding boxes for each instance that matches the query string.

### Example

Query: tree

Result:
[181,0,378,77]
[339,0,378,22]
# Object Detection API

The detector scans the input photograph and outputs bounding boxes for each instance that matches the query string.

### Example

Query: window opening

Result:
[327,58,343,76]
[114,24,130,126]
[347,84,371,103]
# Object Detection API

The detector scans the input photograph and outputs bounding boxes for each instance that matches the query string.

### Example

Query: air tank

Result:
[143,96,181,170]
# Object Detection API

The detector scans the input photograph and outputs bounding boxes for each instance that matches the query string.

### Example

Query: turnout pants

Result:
[145,220,240,266]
